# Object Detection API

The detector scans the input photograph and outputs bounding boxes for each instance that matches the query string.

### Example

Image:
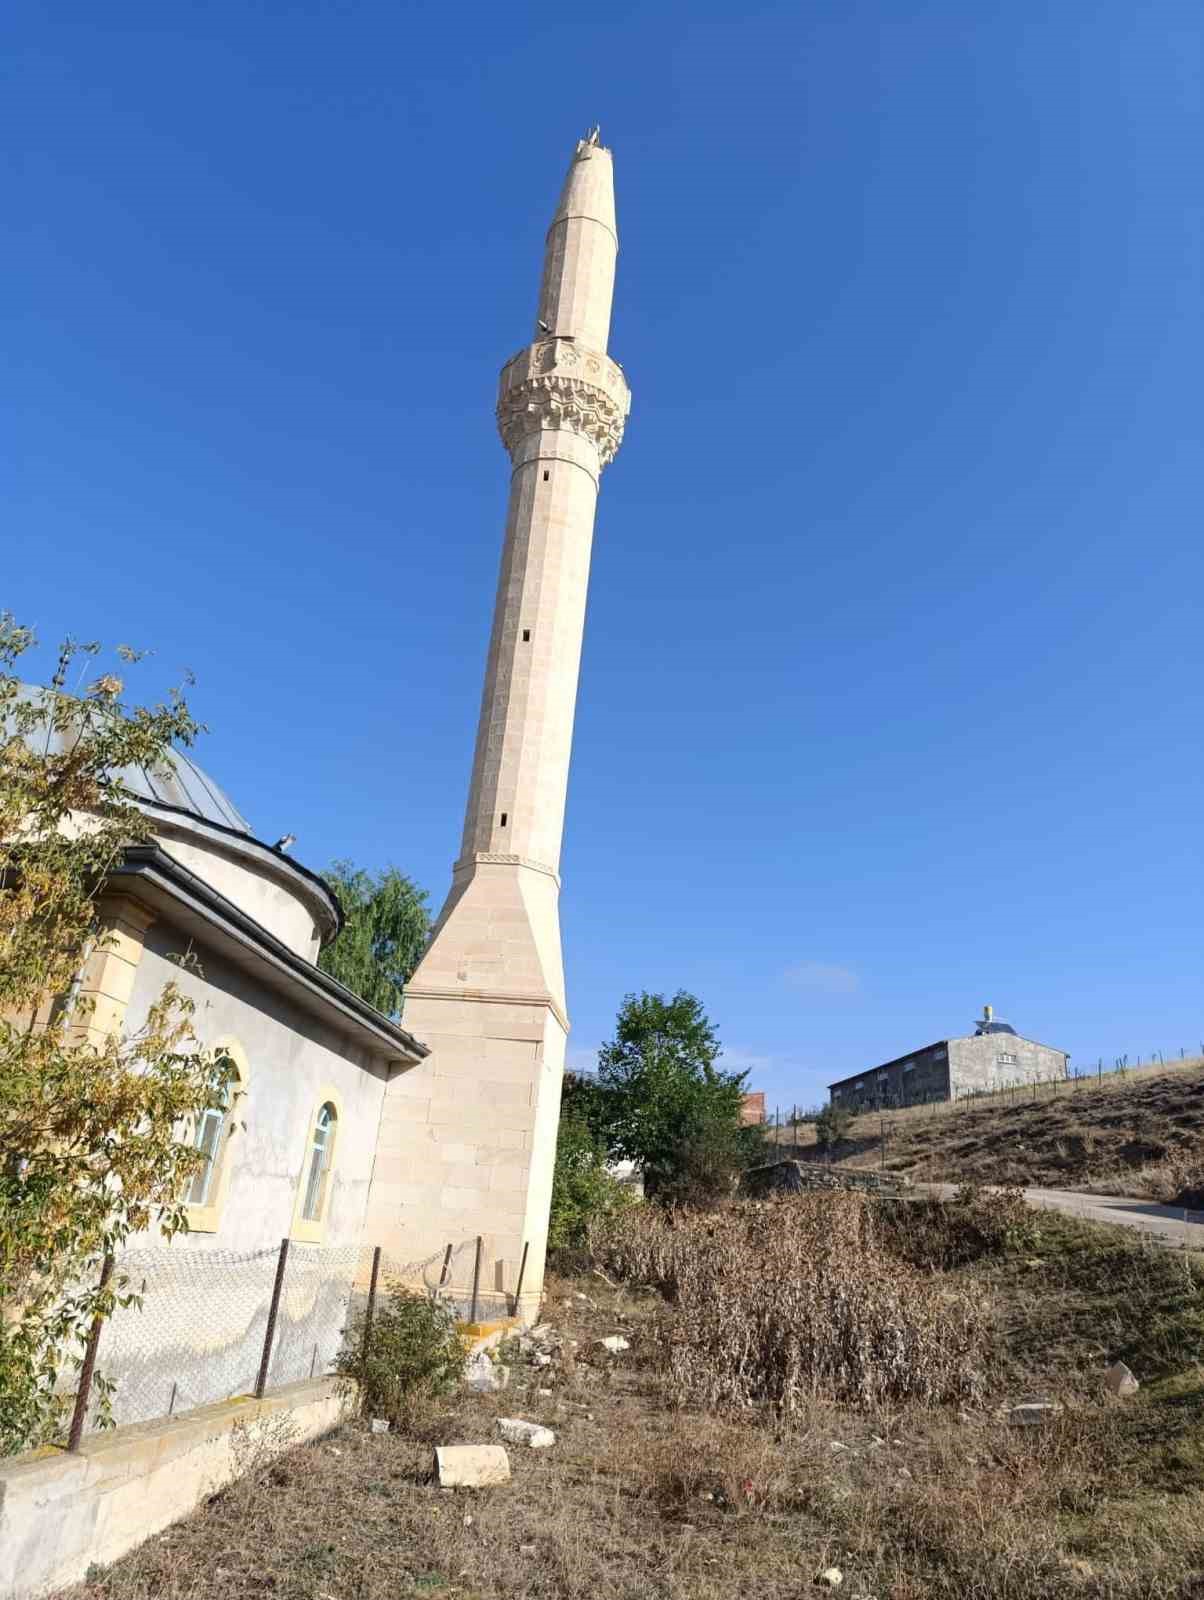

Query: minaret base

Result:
[364,864,568,1322]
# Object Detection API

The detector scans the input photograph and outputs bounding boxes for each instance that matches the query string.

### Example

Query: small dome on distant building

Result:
[974,1003,1018,1037]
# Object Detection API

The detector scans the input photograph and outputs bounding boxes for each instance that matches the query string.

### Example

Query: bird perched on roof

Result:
[538,318,551,334]
[273,833,296,853]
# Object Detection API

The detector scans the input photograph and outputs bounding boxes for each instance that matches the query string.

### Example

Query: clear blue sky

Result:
[6,0,1201,1106]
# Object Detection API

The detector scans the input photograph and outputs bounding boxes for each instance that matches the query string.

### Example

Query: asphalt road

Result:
[923,1183,1204,1250]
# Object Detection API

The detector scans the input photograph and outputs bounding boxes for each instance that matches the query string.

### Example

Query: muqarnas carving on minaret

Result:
[365,132,630,1319]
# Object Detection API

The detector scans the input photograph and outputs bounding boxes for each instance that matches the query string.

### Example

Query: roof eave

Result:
[108,844,428,1068]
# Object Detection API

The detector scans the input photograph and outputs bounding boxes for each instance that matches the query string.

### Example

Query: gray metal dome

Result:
[8,683,251,835]
[112,745,251,834]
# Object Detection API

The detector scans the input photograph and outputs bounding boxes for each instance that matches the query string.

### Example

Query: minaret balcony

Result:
[497,336,630,468]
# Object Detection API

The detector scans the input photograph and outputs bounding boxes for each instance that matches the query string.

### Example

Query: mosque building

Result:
[57,130,630,1375]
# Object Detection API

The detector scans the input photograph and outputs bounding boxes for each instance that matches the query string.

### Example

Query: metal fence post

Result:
[360,1245,382,1373]
[255,1238,290,1399]
[469,1235,483,1324]
[512,1240,529,1316]
[67,1253,115,1452]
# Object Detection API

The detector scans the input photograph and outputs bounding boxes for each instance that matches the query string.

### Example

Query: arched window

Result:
[291,1090,342,1243]
[184,1041,248,1235]
[186,1095,227,1207]
[302,1103,337,1221]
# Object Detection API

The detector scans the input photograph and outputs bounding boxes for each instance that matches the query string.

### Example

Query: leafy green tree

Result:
[547,1109,634,1252]
[594,990,752,1205]
[317,863,430,1017]
[814,1101,854,1152]
[0,620,231,1453]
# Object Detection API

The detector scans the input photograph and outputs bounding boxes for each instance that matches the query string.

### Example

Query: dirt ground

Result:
[70,1203,1204,1600]
[771,1058,1204,1201]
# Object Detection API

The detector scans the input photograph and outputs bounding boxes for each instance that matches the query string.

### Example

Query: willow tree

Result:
[0,618,230,1453]
[317,862,430,1017]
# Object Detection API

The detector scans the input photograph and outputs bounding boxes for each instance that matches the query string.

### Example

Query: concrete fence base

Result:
[0,1378,348,1600]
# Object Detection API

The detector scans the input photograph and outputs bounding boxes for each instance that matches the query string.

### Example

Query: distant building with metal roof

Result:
[828,1005,1069,1112]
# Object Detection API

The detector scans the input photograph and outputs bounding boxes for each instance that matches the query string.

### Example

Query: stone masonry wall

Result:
[948,1034,1069,1097]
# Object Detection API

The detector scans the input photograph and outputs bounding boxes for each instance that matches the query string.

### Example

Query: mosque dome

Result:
[110,744,252,835]
[9,683,339,961]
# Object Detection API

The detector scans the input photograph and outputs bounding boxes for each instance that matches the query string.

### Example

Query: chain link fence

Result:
[68,1234,493,1437]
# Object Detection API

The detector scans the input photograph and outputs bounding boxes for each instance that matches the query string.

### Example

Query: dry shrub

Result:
[874,1183,1036,1270]
[595,1193,985,1411]
[636,1416,813,1520]
[1150,1145,1204,1209]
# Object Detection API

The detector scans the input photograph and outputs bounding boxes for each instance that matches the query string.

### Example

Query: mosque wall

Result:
[98,918,395,1428]
[154,828,324,961]
[124,918,390,1256]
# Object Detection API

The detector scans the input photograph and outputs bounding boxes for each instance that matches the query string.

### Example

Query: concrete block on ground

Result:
[434,1445,511,1487]
[497,1417,555,1448]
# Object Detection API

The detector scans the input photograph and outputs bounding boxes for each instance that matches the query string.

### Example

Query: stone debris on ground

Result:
[434,1445,512,1488]
[369,1418,389,1435]
[1007,1402,1063,1426]
[497,1417,556,1448]
[817,1568,843,1588]
[1104,1360,1139,1397]
[464,1352,510,1393]
[596,1334,630,1353]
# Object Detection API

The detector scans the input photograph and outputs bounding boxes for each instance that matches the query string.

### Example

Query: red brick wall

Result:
[740,1091,766,1126]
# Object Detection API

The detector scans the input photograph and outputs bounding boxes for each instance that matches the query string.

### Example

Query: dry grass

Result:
[771,1057,1204,1201]
[67,1202,1204,1600]
[596,1193,986,1410]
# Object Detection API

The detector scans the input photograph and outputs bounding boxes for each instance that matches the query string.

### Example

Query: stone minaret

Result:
[366,133,630,1317]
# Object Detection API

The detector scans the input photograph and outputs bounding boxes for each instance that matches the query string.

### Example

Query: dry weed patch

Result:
[596,1192,986,1409]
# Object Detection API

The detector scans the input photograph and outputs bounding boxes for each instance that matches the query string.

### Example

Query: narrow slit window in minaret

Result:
[543,470,550,481]
[500,813,508,828]
[522,629,531,642]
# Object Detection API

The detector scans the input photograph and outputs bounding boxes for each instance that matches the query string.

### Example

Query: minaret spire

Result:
[365,137,631,1320]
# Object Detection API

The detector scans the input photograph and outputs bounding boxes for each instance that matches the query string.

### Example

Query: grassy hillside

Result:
[769,1057,1204,1201]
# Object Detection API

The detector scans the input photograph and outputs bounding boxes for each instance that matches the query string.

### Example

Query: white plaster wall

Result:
[98,923,390,1426]
[124,921,389,1255]
[154,828,324,961]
